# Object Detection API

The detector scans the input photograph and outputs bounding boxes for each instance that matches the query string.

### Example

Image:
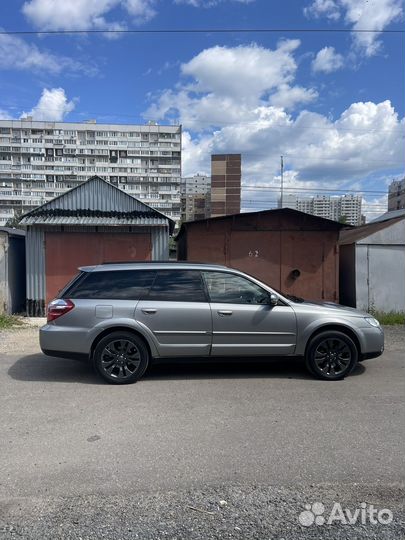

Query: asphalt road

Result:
[0,327,404,539]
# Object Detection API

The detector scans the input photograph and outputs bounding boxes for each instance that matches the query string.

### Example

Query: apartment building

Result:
[0,119,181,226]
[388,178,405,211]
[180,174,211,221]
[280,193,362,225]
[211,154,241,217]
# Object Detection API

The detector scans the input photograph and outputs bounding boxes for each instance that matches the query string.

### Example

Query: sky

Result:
[0,0,404,220]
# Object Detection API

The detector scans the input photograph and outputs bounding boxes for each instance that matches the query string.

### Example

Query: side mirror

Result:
[269,293,279,305]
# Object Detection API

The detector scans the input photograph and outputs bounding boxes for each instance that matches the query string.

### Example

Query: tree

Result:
[338,215,348,224]
[4,210,25,229]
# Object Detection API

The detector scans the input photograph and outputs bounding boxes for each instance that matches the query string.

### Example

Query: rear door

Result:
[136,270,212,357]
[62,269,157,331]
[203,271,297,356]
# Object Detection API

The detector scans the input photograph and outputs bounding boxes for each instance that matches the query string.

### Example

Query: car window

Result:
[203,271,269,305]
[65,270,156,300]
[147,270,206,302]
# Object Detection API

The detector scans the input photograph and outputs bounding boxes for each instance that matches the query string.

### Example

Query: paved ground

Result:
[0,324,404,539]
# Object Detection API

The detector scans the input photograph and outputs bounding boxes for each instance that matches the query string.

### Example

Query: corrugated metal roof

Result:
[19,175,175,232]
[339,216,405,245]
[371,208,405,223]
[22,215,169,226]
[0,227,26,237]
[176,207,347,240]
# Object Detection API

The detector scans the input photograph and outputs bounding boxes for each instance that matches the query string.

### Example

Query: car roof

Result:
[79,261,231,272]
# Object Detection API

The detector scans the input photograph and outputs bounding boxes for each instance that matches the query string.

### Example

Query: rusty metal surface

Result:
[177,211,340,302]
[44,232,152,303]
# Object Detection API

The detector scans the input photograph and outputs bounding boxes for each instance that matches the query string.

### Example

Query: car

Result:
[40,262,384,384]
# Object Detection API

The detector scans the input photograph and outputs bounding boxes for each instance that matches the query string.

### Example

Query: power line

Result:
[1,28,404,36]
[241,185,388,194]
[242,200,388,207]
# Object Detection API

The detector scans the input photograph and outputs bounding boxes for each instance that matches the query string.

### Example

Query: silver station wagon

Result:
[40,262,384,384]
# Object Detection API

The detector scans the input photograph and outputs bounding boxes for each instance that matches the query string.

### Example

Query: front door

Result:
[136,269,212,357]
[203,271,297,356]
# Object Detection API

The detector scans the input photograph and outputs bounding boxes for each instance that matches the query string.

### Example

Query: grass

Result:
[0,314,25,330]
[370,310,405,325]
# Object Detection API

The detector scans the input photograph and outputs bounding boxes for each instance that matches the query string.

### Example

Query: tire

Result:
[305,331,358,381]
[93,331,149,385]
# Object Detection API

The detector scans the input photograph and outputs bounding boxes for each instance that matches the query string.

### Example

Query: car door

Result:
[136,269,212,357]
[203,271,297,356]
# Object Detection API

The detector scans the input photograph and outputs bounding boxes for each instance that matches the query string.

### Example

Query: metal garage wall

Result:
[26,227,46,316]
[25,225,169,315]
[151,227,169,259]
[356,244,405,312]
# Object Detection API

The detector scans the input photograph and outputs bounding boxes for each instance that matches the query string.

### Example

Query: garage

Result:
[20,176,174,315]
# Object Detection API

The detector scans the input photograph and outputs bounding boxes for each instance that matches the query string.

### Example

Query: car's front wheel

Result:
[305,331,358,380]
[93,331,149,385]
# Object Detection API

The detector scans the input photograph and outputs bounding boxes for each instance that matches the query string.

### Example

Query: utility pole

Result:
[280,155,284,208]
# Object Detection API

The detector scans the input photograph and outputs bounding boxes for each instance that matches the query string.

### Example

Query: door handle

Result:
[217,310,233,316]
[141,308,157,315]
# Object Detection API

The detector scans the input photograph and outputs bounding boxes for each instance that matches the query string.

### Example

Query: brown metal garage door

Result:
[45,232,152,303]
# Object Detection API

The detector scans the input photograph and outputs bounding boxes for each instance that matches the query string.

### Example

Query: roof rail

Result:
[100,260,227,266]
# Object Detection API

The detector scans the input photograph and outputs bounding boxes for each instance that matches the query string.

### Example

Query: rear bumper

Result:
[40,324,90,356]
[41,348,89,362]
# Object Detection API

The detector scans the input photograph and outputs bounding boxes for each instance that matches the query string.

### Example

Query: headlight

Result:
[365,317,380,327]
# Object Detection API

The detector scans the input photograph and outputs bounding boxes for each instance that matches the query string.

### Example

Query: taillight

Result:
[47,299,75,322]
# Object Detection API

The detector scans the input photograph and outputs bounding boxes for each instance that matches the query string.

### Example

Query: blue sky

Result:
[1,0,404,219]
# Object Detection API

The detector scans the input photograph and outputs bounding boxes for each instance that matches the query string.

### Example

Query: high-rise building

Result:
[210,154,241,217]
[388,178,405,211]
[0,119,181,226]
[279,193,362,225]
[180,174,211,221]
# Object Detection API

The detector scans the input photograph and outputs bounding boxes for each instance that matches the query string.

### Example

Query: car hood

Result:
[290,299,370,318]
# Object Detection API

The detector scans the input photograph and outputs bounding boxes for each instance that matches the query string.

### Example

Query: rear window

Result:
[147,270,206,302]
[65,270,156,300]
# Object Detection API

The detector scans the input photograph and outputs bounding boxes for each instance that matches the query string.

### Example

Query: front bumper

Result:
[359,325,384,359]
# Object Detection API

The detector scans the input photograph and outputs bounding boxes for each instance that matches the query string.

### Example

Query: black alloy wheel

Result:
[305,331,358,380]
[93,331,149,384]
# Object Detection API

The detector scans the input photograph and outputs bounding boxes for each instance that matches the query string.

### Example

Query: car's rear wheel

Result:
[305,331,358,380]
[93,331,149,385]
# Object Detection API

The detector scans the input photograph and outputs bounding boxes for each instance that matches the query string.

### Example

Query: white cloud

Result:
[144,45,404,197]
[312,46,344,73]
[146,42,318,128]
[122,0,156,21]
[304,0,403,56]
[175,0,254,6]
[0,109,13,120]
[304,0,341,20]
[0,33,96,75]
[21,88,76,121]
[269,84,318,109]
[22,0,157,30]
[144,49,404,205]
[343,0,403,56]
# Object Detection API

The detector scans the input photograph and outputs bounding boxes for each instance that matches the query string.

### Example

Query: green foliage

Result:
[0,314,25,329]
[369,310,405,325]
